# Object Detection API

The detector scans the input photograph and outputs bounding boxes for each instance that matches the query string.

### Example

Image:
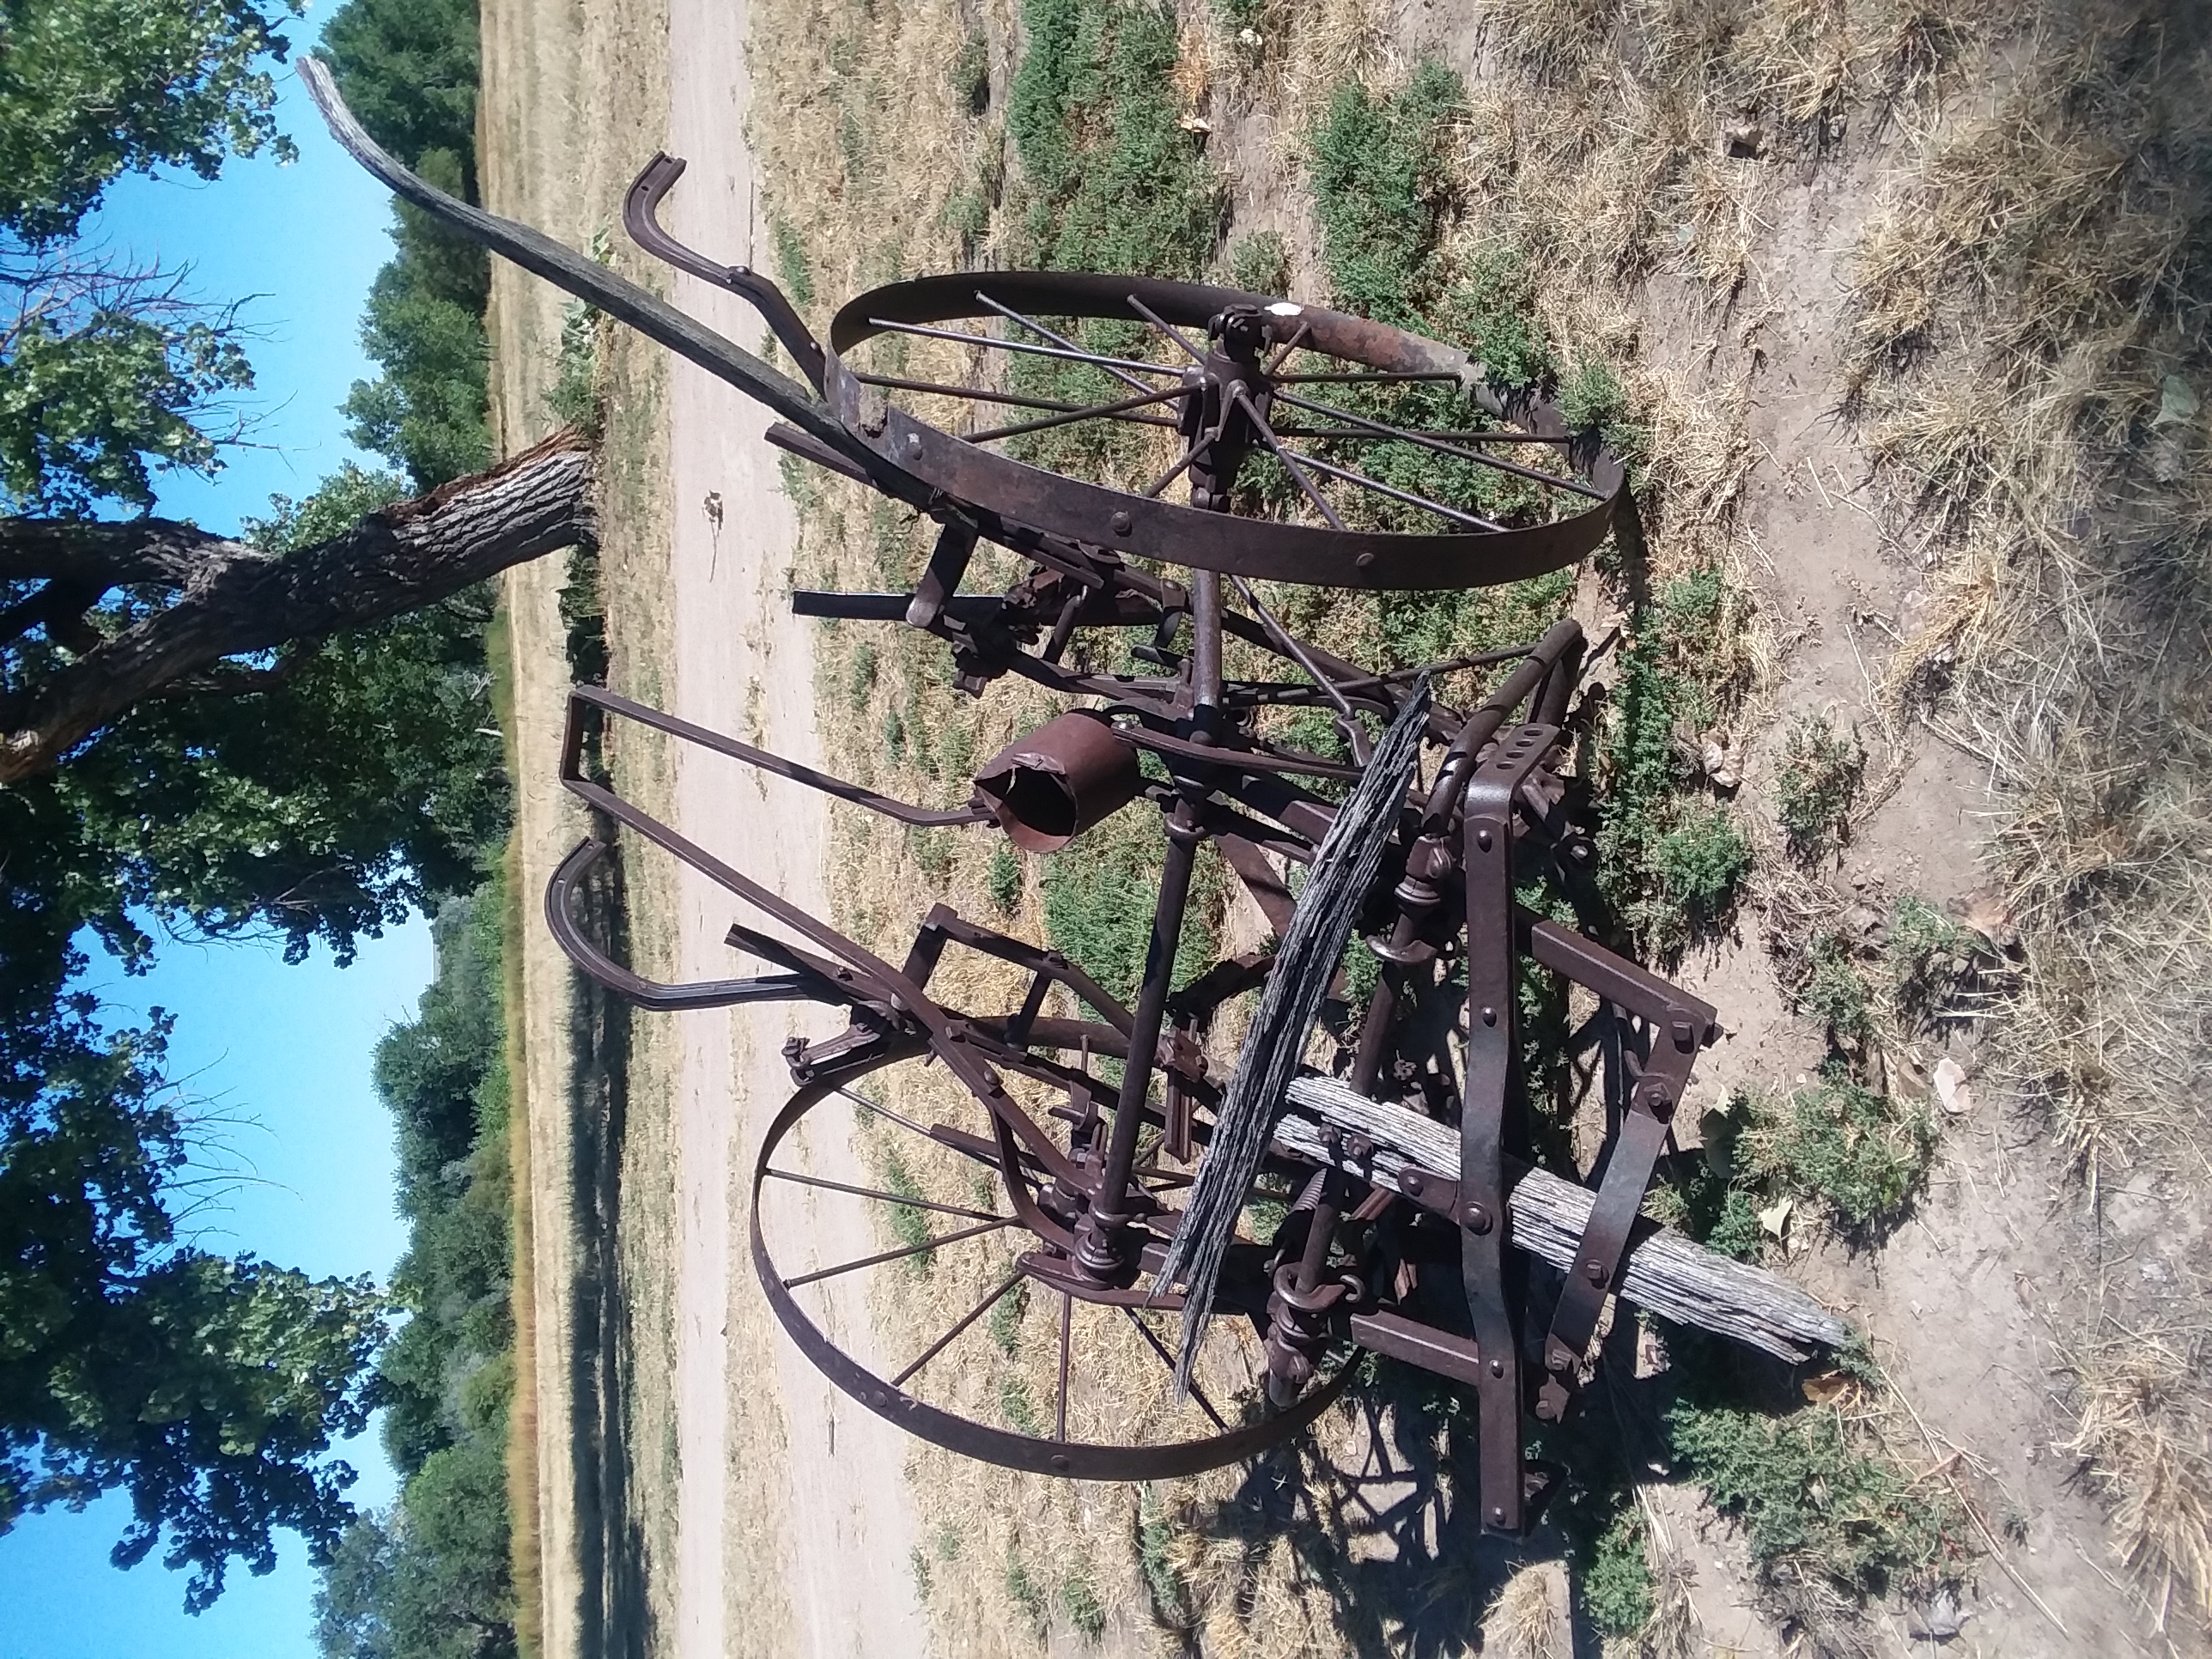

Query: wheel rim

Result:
[750,1042,1352,1480]
[825,271,1625,591]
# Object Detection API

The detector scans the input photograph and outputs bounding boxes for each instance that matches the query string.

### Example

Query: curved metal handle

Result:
[624,153,828,392]
[545,838,832,1010]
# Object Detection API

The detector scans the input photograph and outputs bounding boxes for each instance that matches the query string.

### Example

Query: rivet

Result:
[1462,1203,1492,1235]
[1490,1505,1507,1525]
[1109,509,1133,534]
[1355,550,1376,568]
[1050,1454,1072,1471]
[1480,1006,1497,1026]
[1189,488,1212,509]
[1475,828,1493,851]
[1489,1358,1504,1377]
[1583,1258,1607,1284]
[905,431,922,454]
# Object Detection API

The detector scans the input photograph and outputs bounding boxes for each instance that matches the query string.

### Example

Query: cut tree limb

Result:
[1277,1073,1849,1362]
[0,431,594,782]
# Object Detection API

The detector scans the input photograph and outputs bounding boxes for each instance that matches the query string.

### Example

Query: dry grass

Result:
[2067,1334,2212,1624]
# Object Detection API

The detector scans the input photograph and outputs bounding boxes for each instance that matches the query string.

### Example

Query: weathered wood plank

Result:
[1277,1074,1848,1362]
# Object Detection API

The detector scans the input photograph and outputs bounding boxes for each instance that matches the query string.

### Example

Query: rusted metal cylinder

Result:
[972,713,1144,853]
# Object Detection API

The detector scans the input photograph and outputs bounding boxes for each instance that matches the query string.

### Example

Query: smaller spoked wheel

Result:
[750,1043,1349,1480]
[824,271,1626,589]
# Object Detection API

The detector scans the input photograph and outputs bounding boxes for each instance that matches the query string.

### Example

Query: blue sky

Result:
[0,31,434,1659]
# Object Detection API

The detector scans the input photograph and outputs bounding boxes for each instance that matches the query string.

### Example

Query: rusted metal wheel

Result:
[823,271,1626,590]
[750,1044,1353,1480]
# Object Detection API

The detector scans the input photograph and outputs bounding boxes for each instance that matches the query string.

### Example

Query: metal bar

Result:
[1277,444,1507,533]
[1125,294,1208,367]
[782,1217,1014,1288]
[1055,1291,1073,1441]
[1275,391,1607,499]
[853,371,1170,420]
[834,1084,938,1142]
[1230,385,1345,532]
[1122,1307,1230,1431]
[974,289,1155,395]
[966,383,1194,444]
[1273,427,1571,444]
[863,318,1182,378]
[890,1267,1029,1389]
[761,1167,1008,1224]
[1271,369,1466,385]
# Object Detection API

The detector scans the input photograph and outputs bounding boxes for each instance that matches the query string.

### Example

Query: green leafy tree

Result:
[0,0,302,244]
[0,1004,386,1611]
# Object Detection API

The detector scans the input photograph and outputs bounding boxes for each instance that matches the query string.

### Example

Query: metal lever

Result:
[623,153,828,392]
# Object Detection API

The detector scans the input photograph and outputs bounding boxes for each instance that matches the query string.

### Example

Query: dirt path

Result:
[659,4,927,1655]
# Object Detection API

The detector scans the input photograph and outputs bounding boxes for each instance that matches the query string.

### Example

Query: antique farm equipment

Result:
[304,61,1845,1534]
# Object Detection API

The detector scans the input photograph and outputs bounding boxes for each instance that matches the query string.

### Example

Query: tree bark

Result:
[0,430,595,783]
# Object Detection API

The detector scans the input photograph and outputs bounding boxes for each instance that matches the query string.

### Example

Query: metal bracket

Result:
[1461,721,1559,1534]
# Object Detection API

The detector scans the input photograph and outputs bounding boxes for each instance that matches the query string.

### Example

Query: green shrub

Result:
[910,1546,933,1599]
[988,1272,1028,1355]
[875,1143,933,1262]
[1775,714,1863,857]
[1443,240,1554,389]
[1796,932,1873,1045]
[1137,1486,1191,1625]
[1667,1403,1960,1596]
[848,641,878,707]
[1305,59,1463,326]
[1649,799,1753,921]
[998,1372,1042,1436]
[882,704,906,761]
[1579,1504,1654,1636]
[1753,1061,1936,1231]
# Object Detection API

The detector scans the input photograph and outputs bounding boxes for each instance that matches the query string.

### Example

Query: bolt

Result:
[1189,488,1212,509]
[905,431,922,454]
[1109,509,1133,534]
[1583,1258,1607,1284]
[1401,1170,1425,1198]
[1534,1397,1559,1422]
[1490,1505,1507,1526]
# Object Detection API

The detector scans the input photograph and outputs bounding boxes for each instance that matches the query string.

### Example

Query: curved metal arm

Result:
[545,838,835,1009]
[297,56,877,473]
[624,154,828,392]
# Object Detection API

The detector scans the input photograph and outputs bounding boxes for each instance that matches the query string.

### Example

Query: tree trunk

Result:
[0,431,594,783]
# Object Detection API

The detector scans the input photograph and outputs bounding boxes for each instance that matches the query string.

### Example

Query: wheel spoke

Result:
[864,318,1182,378]
[1270,369,1466,385]
[1229,574,1362,742]
[1276,444,1506,532]
[966,384,1194,444]
[1054,1291,1073,1441]
[781,1217,1014,1289]
[1125,295,1207,368]
[763,1165,1006,1224]
[890,1266,1028,1389]
[1262,319,1313,377]
[1143,425,1215,500]
[854,372,1152,417]
[1273,426,1571,445]
[1275,391,1607,499]
[975,289,1156,396]
[836,1083,937,1141]
[1231,386,1345,532]
[1121,1306,1230,1430]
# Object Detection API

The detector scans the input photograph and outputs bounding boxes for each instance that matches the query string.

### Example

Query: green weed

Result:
[882,705,905,760]
[1228,228,1291,295]
[1306,61,1464,327]
[772,219,814,307]
[1041,818,1221,1006]
[1886,895,1984,1024]
[987,842,1022,912]
[1006,1553,1051,1635]
[1137,1486,1192,1626]
[1797,932,1874,1046]
[1749,1062,1936,1231]
[910,1546,933,1599]
[1060,1572,1107,1640]
[998,1372,1042,1437]
[877,1144,933,1263]
[1775,714,1864,858]
[848,641,878,708]
[988,1273,1028,1356]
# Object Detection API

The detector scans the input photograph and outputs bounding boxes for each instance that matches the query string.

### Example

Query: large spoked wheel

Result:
[750,1042,1352,1480]
[823,271,1626,590]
